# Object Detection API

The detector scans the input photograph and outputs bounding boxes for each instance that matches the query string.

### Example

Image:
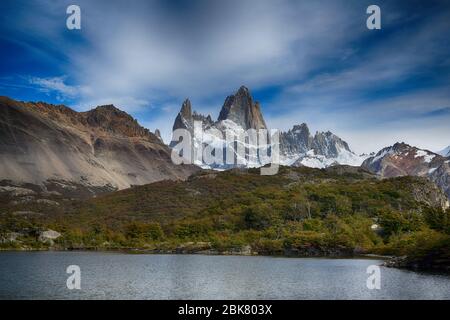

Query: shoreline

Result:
[0,247,450,275]
[3,247,449,274]
[0,246,393,260]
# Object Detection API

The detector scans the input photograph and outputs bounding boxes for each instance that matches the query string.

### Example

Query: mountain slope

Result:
[1,166,449,269]
[437,146,450,157]
[0,96,198,195]
[362,142,450,199]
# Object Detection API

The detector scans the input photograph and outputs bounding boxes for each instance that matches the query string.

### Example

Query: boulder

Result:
[38,229,61,245]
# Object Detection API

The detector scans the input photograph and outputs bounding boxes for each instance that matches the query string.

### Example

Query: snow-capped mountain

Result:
[279,125,367,168]
[171,86,271,169]
[362,142,450,199]
[171,86,367,169]
[437,145,450,157]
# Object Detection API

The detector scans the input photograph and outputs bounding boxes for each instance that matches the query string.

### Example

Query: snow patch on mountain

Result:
[288,148,368,169]
[415,150,435,163]
[429,167,438,174]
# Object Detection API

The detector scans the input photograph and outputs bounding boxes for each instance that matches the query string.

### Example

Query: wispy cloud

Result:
[1,0,450,153]
[28,76,80,99]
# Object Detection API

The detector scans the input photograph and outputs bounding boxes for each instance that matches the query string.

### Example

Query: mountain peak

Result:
[92,104,120,111]
[217,86,267,130]
[312,130,351,157]
[83,104,157,139]
[292,123,309,132]
[437,145,450,157]
[237,85,250,95]
[392,142,410,150]
[180,99,192,117]
[173,99,193,131]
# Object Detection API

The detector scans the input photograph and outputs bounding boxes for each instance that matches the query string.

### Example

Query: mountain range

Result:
[1,88,449,270]
[170,86,449,200]
[171,86,367,169]
[1,87,449,201]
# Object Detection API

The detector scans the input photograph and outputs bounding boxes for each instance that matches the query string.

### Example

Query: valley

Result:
[1,166,449,272]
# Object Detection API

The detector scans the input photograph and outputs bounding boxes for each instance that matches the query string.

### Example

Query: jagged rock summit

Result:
[217,86,267,130]
[172,86,267,132]
[173,99,193,131]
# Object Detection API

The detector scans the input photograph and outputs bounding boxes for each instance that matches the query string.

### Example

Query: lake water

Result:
[0,252,449,299]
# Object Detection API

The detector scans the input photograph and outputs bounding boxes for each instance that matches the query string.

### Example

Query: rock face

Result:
[362,142,450,200]
[279,124,312,155]
[217,86,267,130]
[0,96,198,194]
[171,86,365,169]
[312,131,352,158]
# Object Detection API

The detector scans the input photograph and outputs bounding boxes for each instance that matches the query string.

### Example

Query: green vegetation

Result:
[1,166,449,266]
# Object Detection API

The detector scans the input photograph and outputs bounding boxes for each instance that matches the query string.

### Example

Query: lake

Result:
[0,252,449,299]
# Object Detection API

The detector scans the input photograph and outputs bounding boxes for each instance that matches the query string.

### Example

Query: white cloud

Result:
[6,0,450,155]
[28,76,80,100]
[58,0,367,101]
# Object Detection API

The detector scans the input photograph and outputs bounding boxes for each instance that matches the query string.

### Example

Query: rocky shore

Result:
[384,252,450,273]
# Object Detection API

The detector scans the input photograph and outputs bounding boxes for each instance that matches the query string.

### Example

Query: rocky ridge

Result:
[0,96,198,194]
[362,142,450,201]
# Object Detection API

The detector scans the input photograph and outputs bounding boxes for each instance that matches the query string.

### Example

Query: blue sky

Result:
[1,0,449,153]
